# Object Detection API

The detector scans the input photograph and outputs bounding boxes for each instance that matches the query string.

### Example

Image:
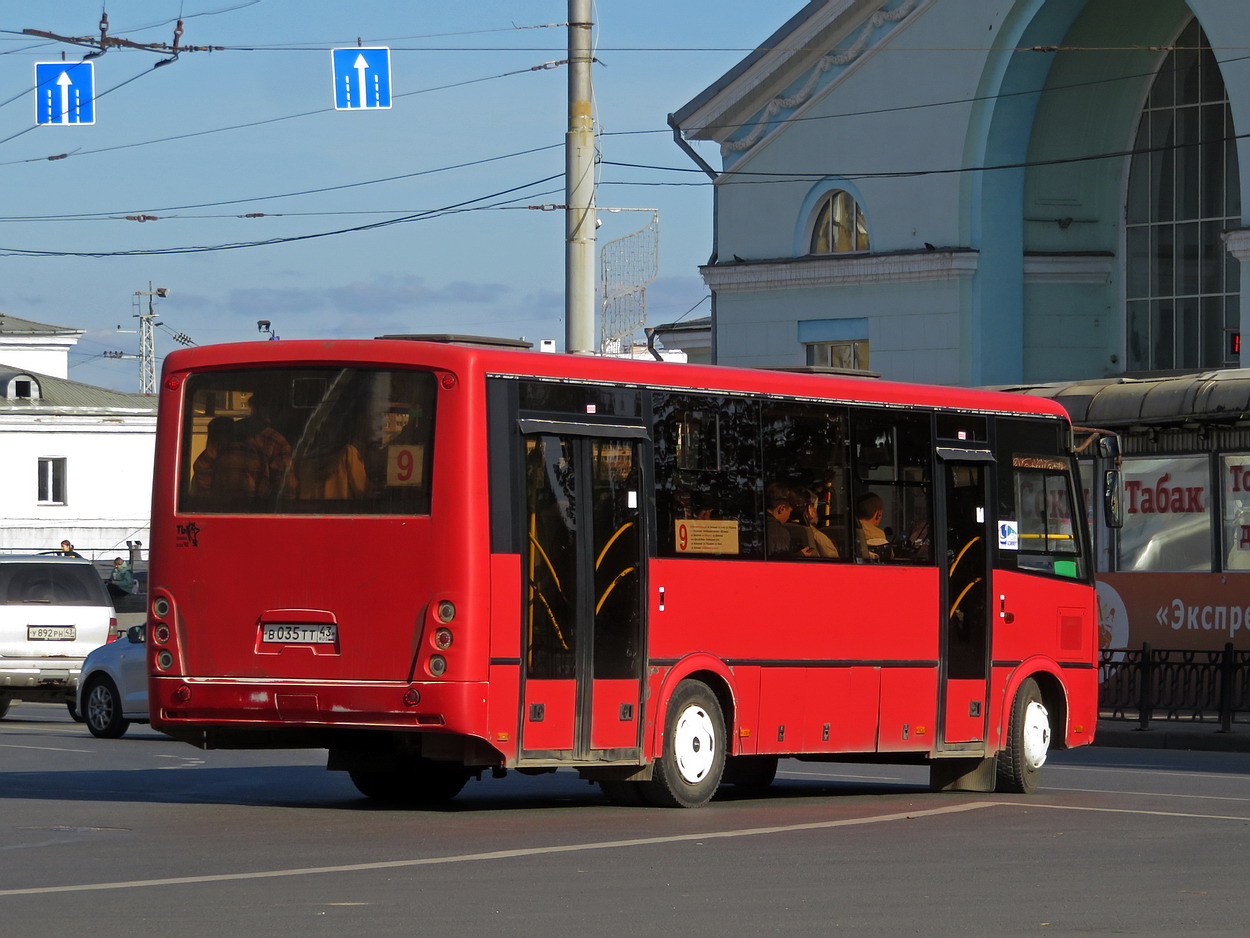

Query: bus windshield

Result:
[178,366,436,515]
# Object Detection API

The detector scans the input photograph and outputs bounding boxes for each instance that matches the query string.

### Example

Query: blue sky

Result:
[0,2,792,390]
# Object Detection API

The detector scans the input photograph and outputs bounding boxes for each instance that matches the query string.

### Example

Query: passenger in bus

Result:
[789,487,839,559]
[192,392,293,498]
[294,439,368,499]
[856,491,890,560]
[234,389,293,496]
[766,483,813,558]
[190,416,237,496]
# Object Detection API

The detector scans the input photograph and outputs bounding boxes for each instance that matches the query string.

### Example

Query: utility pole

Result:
[133,282,167,394]
[565,0,596,355]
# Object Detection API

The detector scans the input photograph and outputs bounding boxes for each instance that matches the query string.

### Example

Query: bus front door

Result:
[519,431,646,764]
[937,453,992,749]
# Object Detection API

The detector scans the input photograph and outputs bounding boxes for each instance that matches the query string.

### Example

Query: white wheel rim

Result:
[87,685,113,728]
[1021,699,1050,769]
[673,704,716,784]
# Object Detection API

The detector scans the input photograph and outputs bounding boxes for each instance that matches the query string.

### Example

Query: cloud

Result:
[224,287,327,315]
[323,275,512,314]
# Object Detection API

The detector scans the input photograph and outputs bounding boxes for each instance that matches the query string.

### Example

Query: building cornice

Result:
[701,249,979,293]
[1022,253,1115,284]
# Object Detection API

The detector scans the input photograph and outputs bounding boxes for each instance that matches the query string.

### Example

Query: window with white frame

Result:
[806,340,869,370]
[1125,19,1240,372]
[799,318,869,371]
[37,457,66,505]
[809,189,870,254]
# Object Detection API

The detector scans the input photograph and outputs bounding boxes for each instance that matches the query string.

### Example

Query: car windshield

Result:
[0,564,107,605]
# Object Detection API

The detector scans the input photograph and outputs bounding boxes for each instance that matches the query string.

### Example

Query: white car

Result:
[78,624,149,738]
[0,555,116,720]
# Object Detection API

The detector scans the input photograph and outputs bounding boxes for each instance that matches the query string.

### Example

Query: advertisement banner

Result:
[1097,572,1250,651]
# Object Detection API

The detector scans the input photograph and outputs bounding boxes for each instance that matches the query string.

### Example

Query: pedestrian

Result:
[107,557,136,600]
[58,539,83,558]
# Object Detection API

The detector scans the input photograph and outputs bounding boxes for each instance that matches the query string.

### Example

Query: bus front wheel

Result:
[996,678,1050,794]
[643,680,726,808]
[348,756,469,805]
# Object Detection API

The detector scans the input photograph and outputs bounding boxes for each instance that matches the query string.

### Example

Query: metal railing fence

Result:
[1100,643,1250,731]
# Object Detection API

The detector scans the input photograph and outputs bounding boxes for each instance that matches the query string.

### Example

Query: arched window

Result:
[1125,19,1240,372]
[809,189,870,254]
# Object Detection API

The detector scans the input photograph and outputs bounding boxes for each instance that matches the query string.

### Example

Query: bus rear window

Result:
[178,367,436,515]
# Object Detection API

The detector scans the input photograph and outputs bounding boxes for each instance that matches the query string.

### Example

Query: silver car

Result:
[0,555,116,720]
[78,624,149,738]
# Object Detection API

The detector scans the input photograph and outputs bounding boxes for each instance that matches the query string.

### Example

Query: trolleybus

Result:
[1014,370,1250,654]
[148,336,1100,806]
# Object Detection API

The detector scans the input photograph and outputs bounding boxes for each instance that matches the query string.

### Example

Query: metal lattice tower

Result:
[131,283,169,394]
[599,210,659,354]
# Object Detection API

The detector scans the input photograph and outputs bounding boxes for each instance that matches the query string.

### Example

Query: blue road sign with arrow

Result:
[331,47,392,110]
[34,62,95,125]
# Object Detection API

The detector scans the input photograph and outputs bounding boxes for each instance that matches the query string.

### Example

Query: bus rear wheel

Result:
[996,678,1050,794]
[349,756,470,805]
[643,680,725,808]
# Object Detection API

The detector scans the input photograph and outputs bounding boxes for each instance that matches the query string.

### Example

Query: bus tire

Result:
[721,755,778,793]
[996,678,1050,794]
[643,680,725,808]
[348,757,469,805]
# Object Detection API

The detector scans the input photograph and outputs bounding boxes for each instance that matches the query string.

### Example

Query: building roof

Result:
[0,312,83,337]
[0,364,156,415]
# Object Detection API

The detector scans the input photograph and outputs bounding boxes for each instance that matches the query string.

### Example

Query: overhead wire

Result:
[0,62,562,165]
[0,173,564,257]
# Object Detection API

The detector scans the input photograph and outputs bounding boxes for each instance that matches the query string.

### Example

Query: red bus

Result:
[148,336,1099,807]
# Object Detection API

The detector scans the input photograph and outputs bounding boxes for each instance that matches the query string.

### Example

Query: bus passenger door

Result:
[519,429,646,764]
[937,451,993,748]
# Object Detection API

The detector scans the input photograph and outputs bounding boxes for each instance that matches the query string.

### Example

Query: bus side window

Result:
[850,410,933,564]
[654,392,761,558]
[760,401,851,562]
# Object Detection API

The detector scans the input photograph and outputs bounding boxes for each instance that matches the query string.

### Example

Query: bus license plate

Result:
[261,625,337,644]
[28,626,75,641]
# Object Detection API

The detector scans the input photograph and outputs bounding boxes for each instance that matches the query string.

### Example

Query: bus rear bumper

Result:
[149,676,488,737]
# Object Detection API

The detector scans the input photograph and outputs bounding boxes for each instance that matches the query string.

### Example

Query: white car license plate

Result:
[28,626,75,641]
[261,624,337,644]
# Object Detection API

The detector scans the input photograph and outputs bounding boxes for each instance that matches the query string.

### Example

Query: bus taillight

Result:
[434,627,453,650]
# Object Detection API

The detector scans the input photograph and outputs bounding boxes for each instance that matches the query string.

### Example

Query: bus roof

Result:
[163,338,1071,422]
[992,369,1250,428]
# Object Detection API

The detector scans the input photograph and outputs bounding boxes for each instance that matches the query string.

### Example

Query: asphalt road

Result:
[4,700,1250,937]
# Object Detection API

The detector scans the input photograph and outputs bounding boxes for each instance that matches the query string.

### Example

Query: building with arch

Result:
[671,0,1247,385]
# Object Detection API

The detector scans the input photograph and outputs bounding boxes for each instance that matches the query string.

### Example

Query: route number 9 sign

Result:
[387,444,424,486]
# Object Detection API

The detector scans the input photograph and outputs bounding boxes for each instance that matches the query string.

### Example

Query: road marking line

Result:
[1048,786,1250,803]
[1005,802,1250,821]
[0,801,994,897]
[0,743,93,753]
[780,770,908,781]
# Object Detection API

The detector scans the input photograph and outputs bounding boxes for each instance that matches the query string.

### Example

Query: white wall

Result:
[0,415,155,557]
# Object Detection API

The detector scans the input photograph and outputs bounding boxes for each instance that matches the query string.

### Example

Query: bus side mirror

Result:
[1097,435,1121,460]
[1103,469,1123,529]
